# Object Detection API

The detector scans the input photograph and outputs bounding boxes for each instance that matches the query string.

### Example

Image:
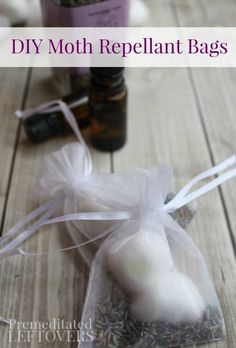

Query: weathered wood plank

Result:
[173,1,236,346]
[28,0,42,26]
[113,1,236,347]
[0,68,28,229]
[171,0,236,27]
[0,67,111,348]
[173,0,236,244]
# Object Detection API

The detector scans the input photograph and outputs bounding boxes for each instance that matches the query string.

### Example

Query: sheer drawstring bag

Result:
[0,100,98,264]
[75,160,236,347]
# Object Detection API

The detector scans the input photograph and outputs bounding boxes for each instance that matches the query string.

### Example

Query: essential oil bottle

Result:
[23,94,90,143]
[90,67,127,152]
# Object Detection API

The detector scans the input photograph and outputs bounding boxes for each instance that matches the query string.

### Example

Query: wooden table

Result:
[0,0,236,347]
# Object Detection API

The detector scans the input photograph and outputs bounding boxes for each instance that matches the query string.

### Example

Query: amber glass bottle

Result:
[90,67,127,152]
[24,94,90,143]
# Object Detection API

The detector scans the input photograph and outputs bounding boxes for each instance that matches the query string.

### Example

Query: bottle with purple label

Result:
[40,0,130,93]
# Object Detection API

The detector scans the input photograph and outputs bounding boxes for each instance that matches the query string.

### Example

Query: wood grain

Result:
[173,2,236,346]
[0,68,28,229]
[173,0,236,245]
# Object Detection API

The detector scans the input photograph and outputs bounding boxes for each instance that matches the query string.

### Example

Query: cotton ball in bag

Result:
[107,226,174,293]
[131,271,205,323]
[130,0,149,26]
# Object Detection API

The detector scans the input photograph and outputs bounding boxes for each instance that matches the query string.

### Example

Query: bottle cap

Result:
[91,67,124,78]
[24,112,65,143]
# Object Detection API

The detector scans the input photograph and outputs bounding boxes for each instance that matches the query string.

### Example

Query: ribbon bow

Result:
[0,153,236,259]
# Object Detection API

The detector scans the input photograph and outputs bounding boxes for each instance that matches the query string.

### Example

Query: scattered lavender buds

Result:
[93,280,225,347]
[82,195,220,347]
[167,192,198,229]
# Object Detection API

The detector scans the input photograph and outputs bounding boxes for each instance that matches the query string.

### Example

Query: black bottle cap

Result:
[24,112,66,144]
[91,67,124,78]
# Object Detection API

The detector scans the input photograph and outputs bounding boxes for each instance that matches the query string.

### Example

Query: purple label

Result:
[40,0,130,75]
[41,0,130,27]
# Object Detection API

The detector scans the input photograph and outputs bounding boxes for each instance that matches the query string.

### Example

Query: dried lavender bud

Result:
[166,192,198,229]
[93,281,225,348]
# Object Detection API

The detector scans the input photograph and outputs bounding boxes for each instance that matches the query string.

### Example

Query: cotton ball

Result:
[131,271,205,323]
[130,0,149,26]
[107,228,174,293]
[0,0,29,25]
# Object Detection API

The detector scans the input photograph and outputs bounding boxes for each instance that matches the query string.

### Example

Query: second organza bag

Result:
[79,166,225,347]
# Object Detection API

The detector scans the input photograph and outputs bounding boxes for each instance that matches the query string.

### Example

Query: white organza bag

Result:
[7,100,128,264]
[39,141,98,265]
[39,141,121,266]
[76,163,233,347]
[0,101,98,262]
